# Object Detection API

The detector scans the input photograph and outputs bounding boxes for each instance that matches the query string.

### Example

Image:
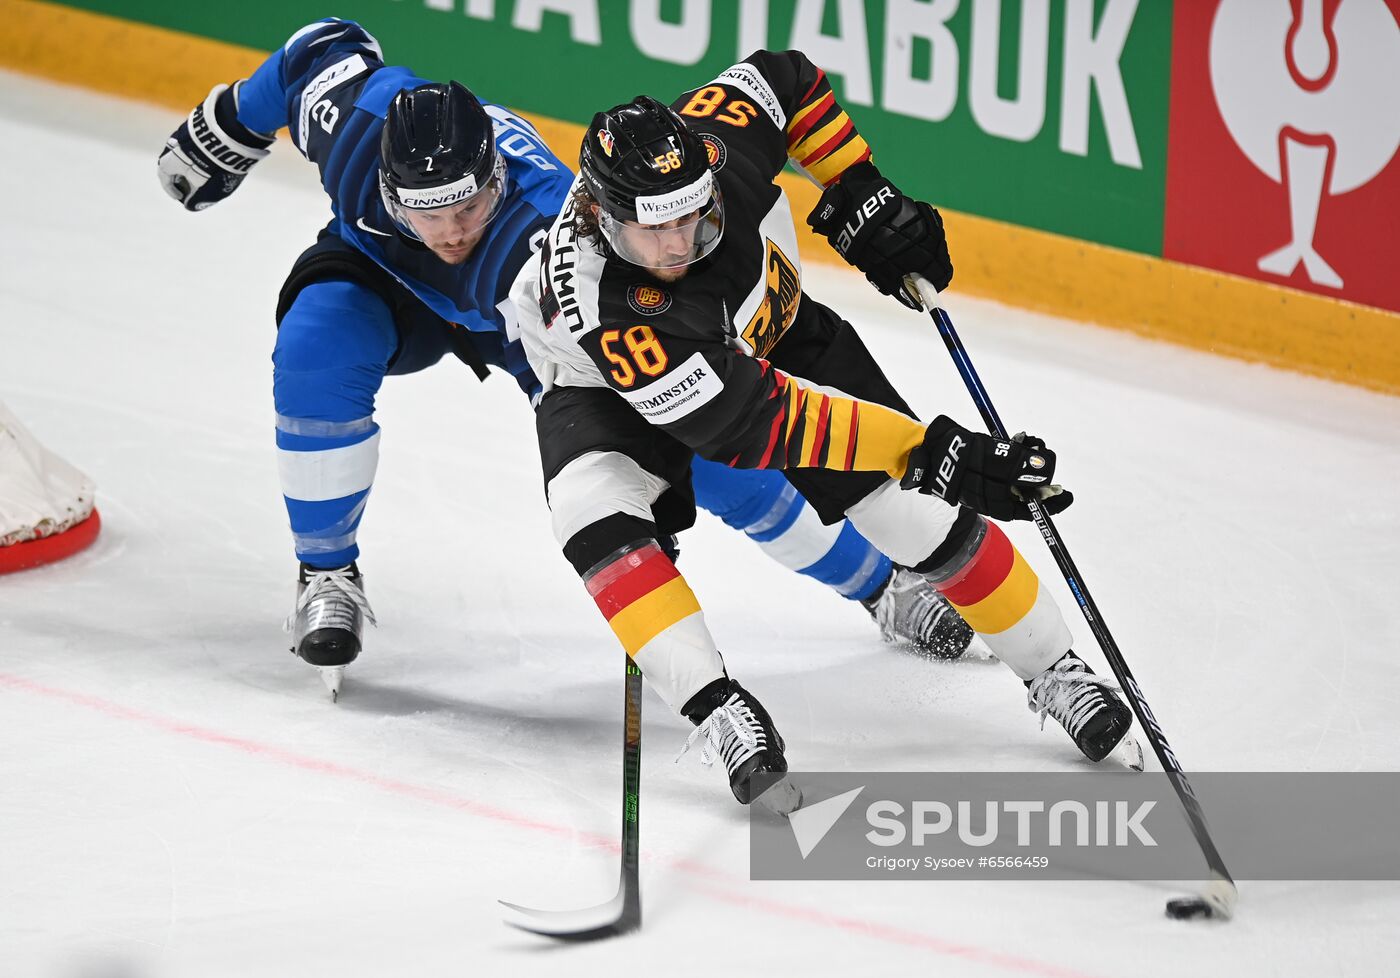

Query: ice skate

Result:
[1026,651,1141,766]
[863,568,978,660]
[679,678,801,814]
[285,562,376,701]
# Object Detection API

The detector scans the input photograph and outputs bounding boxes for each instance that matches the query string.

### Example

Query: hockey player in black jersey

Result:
[514,52,1142,807]
[154,19,974,699]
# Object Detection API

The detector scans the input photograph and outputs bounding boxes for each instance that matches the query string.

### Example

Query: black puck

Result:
[1165,898,1212,920]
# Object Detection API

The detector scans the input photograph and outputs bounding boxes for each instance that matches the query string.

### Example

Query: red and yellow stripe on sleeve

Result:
[586,544,703,656]
[754,367,925,478]
[785,69,872,187]
[935,522,1041,635]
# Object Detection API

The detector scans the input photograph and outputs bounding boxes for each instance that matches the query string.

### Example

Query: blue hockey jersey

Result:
[239,20,894,609]
[236,19,573,397]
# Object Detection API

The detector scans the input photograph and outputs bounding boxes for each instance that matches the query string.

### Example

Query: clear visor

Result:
[598,191,725,270]
[380,154,509,242]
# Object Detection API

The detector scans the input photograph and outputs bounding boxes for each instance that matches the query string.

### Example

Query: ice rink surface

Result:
[3,71,1399,977]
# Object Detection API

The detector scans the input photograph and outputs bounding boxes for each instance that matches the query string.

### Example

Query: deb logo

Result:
[627,283,672,315]
[1163,0,1400,313]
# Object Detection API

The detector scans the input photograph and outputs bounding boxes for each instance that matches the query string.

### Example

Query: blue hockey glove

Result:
[157,82,275,211]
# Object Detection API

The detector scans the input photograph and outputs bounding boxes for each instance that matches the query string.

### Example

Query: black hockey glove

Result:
[899,416,1073,522]
[806,161,953,310]
[157,82,275,211]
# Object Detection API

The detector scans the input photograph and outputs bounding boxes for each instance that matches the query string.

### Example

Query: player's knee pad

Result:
[911,506,983,579]
[915,513,1070,680]
[273,279,397,422]
[562,513,658,577]
[844,478,963,566]
[690,459,790,530]
[547,451,672,551]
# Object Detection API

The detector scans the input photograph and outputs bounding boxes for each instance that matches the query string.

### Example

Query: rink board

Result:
[5,0,1400,395]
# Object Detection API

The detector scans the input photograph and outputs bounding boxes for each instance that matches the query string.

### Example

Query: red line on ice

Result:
[0,671,1106,978]
[0,671,578,843]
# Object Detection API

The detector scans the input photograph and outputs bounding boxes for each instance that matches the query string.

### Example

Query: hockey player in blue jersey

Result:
[155,18,973,697]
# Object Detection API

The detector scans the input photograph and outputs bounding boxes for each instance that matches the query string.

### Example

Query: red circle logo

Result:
[627,284,672,315]
[701,134,727,171]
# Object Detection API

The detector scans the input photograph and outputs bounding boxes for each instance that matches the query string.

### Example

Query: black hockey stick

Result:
[501,655,643,939]
[908,279,1237,921]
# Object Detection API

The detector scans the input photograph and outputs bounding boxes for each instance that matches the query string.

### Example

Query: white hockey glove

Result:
[157,82,275,211]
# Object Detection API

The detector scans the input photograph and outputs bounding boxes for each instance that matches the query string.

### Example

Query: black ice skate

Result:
[862,568,976,660]
[680,678,801,814]
[286,562,376,700]
[1025,651,1141,766]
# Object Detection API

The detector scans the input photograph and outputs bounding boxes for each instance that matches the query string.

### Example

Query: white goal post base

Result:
[0,401,100,573]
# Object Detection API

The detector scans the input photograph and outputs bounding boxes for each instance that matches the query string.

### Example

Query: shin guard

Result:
[922,518,1070,680]
[583,539,725,712]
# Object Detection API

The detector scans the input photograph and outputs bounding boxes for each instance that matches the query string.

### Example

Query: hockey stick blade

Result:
[500,884,640,941]
[501,656,644,942]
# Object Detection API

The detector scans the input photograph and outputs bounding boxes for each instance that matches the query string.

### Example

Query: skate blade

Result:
[1167,875,1238,921]
[318,666,345,702]
[1106,733,1145,772]
[755,776,803,816]
[962,637,998,662]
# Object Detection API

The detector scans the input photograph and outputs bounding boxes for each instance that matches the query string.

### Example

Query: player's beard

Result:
[434,244,473,265]
[429,227,485,265]
[646,263,689,284]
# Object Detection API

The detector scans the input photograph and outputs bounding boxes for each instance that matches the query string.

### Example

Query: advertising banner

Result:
[1164,0,1400,314]
[57,0,1173,256]
[43,0,1400,328]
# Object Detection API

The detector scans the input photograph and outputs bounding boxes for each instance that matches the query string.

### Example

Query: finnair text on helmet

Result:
[835,186,895,255]
[865,799,1159,847]
[396,172,480,209]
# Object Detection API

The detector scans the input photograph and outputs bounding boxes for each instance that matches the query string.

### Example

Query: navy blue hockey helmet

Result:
[379,81,507,232]
[579,96,723,269]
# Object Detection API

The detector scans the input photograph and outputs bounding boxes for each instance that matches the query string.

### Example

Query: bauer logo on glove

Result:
[900,417,1073,522]
[834,185,896,257]
[807,160,953,308]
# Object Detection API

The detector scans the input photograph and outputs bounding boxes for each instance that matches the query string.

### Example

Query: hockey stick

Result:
[908,278,1238,921]
[500,655,643,940]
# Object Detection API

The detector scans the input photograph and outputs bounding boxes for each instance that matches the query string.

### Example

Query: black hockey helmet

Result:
[379,81,507,233]
[579,95,723,269]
